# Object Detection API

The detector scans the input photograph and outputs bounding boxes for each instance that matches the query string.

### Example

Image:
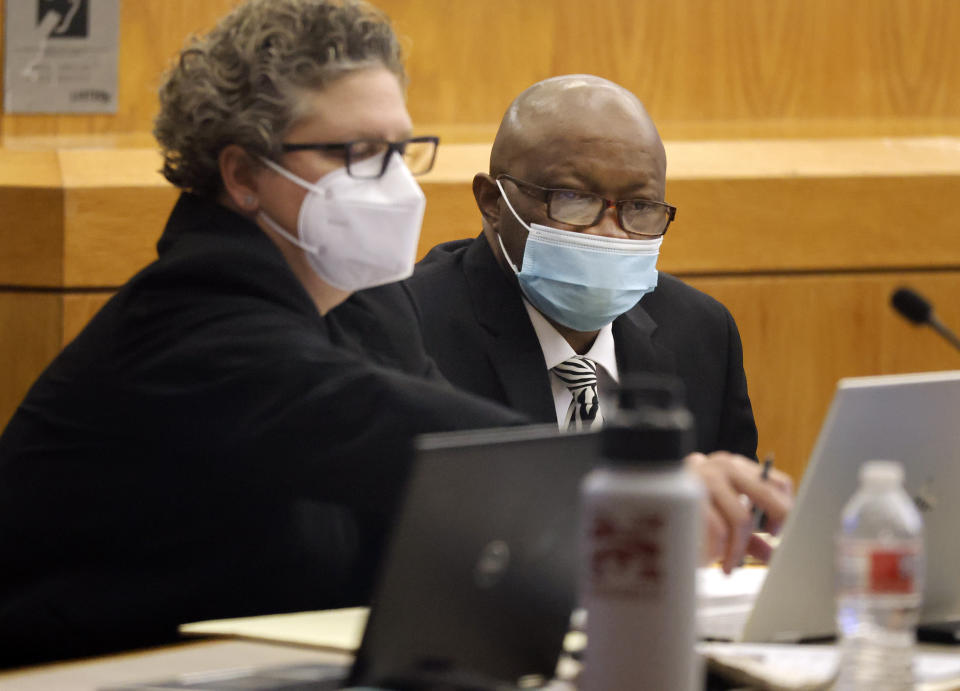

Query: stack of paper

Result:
[699,642,960,691]
[697,565,767,640]
[179,597,960,691]
[180,607,368,652]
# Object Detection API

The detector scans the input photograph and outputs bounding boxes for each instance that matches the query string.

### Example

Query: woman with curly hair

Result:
[0,0,521,666]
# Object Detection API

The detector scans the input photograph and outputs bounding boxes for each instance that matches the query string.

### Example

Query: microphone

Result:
[891,287,960,353]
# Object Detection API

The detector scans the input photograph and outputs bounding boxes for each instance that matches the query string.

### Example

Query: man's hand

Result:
[685,451,794,574]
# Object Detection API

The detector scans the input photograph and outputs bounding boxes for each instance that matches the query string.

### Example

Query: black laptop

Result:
[107,425,601,690]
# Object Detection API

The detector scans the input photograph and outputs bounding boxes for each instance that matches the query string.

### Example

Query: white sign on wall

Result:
[3,0,119,114]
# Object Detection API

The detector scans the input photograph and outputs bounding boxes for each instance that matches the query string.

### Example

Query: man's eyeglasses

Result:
[497,173,677,237]
[281,136,439,179]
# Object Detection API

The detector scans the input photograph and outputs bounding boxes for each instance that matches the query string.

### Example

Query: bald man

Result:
[334,75,783,570]
[402,75,757,456]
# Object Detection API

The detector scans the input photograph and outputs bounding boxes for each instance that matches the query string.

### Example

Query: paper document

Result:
[180,607,368,652]
[699,642,960,691]
[697,565,767,639]
[177,568,767,651]
[698,565,767,603]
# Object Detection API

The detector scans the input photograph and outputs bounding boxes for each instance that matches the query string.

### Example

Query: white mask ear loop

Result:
[260,157,325,195]
[256,157,323,253]
[494,178,530,274]
[258,210,320,253]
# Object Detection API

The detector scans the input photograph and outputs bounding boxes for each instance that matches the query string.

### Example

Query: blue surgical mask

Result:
[495,179,662,332]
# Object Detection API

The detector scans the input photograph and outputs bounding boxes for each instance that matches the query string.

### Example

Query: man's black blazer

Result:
[403,236,758,457]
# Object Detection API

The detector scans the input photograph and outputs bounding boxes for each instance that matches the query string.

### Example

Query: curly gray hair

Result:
[154,0,405,197]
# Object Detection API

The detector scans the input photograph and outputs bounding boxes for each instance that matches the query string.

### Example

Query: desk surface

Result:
[0,639,349,691]
[2,636,959,690]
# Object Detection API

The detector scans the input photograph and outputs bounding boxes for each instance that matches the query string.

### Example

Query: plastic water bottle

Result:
[835,460,924,690]
[579,375,703,691]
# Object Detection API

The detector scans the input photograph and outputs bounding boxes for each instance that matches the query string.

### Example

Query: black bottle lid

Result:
[601,374,695,464]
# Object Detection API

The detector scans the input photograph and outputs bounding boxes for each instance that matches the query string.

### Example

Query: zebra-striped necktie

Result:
[552,355,603,431]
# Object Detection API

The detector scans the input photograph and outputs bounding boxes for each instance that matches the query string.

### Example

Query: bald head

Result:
[489,75,665,178]
[474,75,670,291]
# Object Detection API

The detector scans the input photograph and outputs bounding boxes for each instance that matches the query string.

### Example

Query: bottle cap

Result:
[860,459,905,487]
[601,374,695,464]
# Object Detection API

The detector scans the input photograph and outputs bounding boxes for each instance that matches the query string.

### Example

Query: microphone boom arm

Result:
[929,316,960,353]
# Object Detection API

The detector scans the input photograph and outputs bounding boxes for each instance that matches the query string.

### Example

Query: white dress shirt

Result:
[522,299,619,429]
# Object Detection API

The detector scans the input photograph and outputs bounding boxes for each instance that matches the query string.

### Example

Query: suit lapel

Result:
[613,299,677,378]
[462,238,558,423]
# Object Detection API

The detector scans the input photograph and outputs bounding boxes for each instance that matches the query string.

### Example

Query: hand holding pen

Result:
[686,450,795,573]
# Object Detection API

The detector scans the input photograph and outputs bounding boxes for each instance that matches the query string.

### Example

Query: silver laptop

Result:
[739,370,960,642]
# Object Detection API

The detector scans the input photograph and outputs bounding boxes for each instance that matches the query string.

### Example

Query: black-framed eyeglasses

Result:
[497,173,677,237]
[280,136,439,179]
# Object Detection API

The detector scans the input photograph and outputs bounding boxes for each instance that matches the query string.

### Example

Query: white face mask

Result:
[259,152,426,292]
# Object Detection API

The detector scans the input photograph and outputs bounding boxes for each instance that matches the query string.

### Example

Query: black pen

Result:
[752,453,774,533]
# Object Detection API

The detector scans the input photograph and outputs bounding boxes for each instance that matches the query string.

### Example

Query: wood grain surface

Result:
[689,272,960,482]
[4,0,960,139]
[5,138,959,288]
[0,291,64,430]
[419,138,960,276]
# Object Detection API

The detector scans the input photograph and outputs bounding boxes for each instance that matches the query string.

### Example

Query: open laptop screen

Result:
[742,370,960,642]
[351,425,600,688]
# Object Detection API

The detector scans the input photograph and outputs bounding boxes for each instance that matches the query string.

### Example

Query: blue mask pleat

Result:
[517,229,659,331]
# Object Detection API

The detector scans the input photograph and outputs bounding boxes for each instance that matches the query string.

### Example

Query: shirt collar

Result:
[522,298,619,382]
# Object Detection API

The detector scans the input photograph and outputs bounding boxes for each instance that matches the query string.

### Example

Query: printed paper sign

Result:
[4,0,119,113]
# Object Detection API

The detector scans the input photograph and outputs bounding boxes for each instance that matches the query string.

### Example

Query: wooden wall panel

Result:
[686,272,960,482]
[0,149,175,288]
[0,0,3,139]
[58,148,175,286]
[419,138,960,274]
[423,172,960,275]
[0,292,62,428]
[62,185,176,286]
[662,174,960,274]
[9,140,955,290]
[0,151,63,285]
[8,140,958,283]
[5,0,960,139]
[0,292,113,429]
[394,0,960,137]
[62,292,112,343]
[0,186,63,286]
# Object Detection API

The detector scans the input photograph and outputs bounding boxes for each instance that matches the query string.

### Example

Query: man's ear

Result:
[473,173,502,231]
[219,145,262,213]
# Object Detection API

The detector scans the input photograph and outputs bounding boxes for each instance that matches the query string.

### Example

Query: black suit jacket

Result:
[0,196,522,666]
[404,236,757,457]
